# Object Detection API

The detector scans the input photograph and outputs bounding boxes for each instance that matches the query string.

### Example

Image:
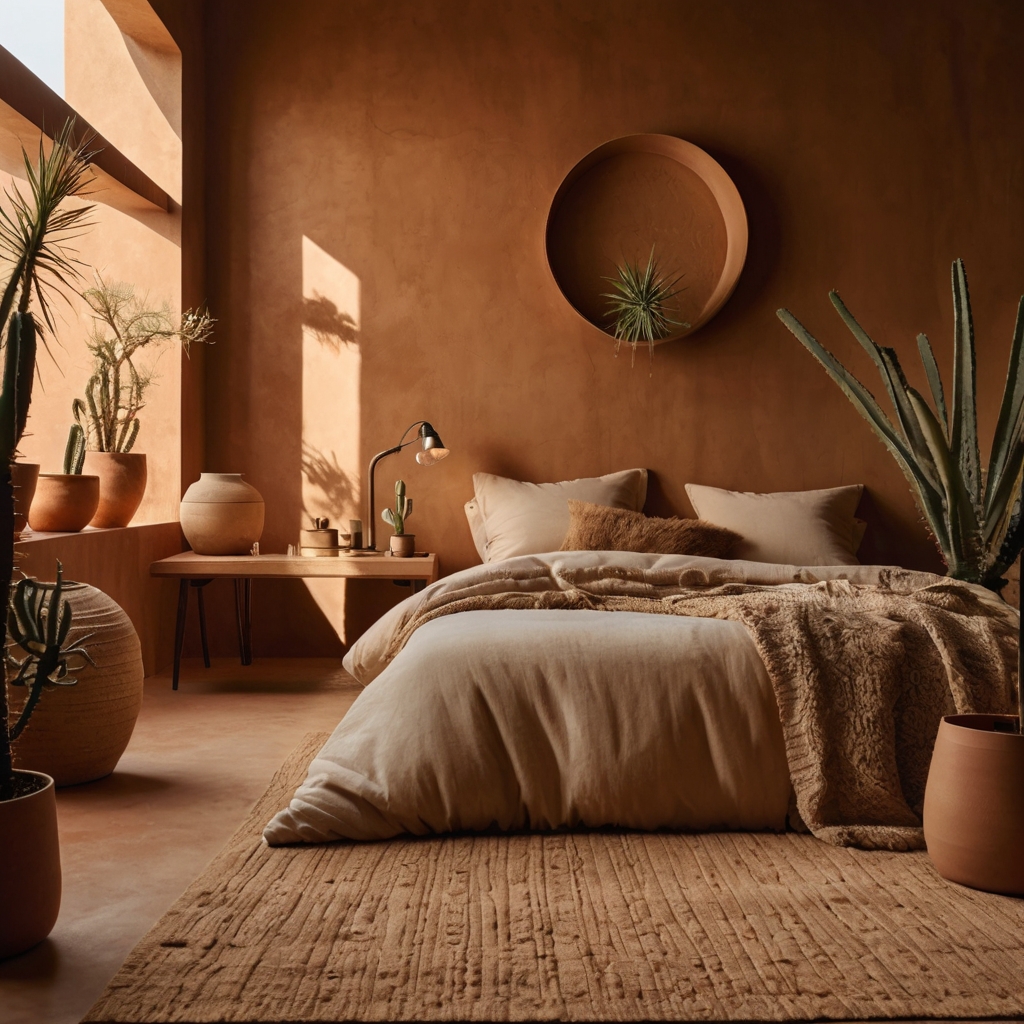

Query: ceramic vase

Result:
[27,474,100,533]
[180,473,265,555]
[0,772,61,959]
[10,582,144,786]
[11,461,40,537]
[390,533,416,557]
[923,714,1024,895]
[84,452,148,528]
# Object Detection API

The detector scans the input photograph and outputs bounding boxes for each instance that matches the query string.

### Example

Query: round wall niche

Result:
[545,134,748,344]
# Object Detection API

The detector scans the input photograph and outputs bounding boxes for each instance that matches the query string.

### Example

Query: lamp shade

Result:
[416,423,449,465]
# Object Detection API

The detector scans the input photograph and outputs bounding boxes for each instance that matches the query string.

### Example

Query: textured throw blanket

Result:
[382,562,1017,851]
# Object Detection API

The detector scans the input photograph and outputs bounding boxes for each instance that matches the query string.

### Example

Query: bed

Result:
[264,548,1017,851]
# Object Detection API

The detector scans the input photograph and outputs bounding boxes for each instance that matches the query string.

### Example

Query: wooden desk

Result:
[150,552,439,689]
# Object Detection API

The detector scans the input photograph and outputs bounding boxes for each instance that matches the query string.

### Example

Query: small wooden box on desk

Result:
[150,551,439,689]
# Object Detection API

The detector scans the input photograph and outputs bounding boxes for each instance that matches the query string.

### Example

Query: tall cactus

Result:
[62,423,86,475]
[0,120,95,800]
[381,479,413,535]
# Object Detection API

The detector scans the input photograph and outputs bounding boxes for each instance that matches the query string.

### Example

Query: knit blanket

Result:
[380,562,1017,850]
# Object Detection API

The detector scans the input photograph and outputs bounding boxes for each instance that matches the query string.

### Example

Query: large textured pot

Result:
[10,581,144,786]
[84,452,147,528]
[27,474,100,533]
[11,461,40,537]
[923,714,1024,895]
[0,772,61,959]
[180,473,265,555]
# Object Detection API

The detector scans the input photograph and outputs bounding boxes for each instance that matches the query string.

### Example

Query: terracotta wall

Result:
[172,0,1024,655]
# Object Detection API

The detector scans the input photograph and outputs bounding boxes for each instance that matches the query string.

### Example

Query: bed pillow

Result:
[560,500,740,558]
[684,483,865,566]
[473,468,648,562]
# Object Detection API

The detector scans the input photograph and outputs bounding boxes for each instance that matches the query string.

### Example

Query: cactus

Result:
[63,423,86,475]
[381,479,413,535]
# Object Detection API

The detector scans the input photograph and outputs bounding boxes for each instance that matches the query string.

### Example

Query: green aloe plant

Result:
[602,246,688,367]
[777,259,1024,594]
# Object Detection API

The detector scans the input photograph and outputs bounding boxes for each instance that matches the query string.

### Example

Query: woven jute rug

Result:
[86,733,1024,1023]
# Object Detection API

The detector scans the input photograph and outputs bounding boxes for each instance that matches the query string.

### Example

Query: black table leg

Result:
[244,578,253,664]
[193,580,211,668]
[234,578,254,666]
[173,579,189,690]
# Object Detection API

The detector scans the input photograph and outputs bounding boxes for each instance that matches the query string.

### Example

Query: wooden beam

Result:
[0,43,171,213]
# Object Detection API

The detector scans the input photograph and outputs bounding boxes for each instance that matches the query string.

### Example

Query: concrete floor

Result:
[0,658,360,1024]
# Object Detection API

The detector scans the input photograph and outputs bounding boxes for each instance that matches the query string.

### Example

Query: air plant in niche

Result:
[602,246,689,369]
[72,276,215,453]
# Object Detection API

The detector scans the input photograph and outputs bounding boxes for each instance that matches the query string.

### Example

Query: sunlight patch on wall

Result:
[301,234,362,641]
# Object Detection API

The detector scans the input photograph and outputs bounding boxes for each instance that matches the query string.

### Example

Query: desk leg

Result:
[194,581,211,668]
[173,579,189,691]
[234,578,254,666]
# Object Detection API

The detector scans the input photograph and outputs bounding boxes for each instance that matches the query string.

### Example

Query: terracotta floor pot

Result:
[11,461,40,537]
[180,473,265,555]
[923,714,1024,895]
[84,451,147,528]
[0,772,61,959]
[27,474,100,532]
[10,581,144,786]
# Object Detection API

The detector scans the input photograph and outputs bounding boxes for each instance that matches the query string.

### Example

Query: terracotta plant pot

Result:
[390,533,416,557]
[180,473,265,555]
[11,461,40,537]
[10,581,144,786]
[923,714,1024,895]
[27,474,100,533]
[84,451,147,528]
[0,772,61,959]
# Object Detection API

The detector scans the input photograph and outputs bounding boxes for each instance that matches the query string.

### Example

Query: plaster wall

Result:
[192,0,1024,654]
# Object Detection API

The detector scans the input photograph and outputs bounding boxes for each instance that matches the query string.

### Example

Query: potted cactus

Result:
[28,424,99,533]
[1,120,95,958]
[72,276,214,528]
[382,479,415,557]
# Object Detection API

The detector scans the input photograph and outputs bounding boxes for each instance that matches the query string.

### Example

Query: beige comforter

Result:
[265,552,1017,849]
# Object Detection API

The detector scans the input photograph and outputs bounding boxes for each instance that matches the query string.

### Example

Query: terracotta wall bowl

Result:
[28,474,100,533]
[84,452,148,528]
[923,714,1024,895]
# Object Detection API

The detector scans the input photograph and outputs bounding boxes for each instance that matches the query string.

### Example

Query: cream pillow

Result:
[473,468,648,563]
[464,499,489,561]
[685,483,865,566]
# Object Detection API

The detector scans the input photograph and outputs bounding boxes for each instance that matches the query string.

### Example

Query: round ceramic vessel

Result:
[27,474,100,532]
[923,714,1024,895]
[85,452,148,528]
[180,473,265,555]
[11,461,40,537]
[390,533,416,557]
[10,581,144,787]
[0,771,61,959]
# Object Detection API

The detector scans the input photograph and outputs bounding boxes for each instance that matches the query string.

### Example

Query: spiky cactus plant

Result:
[777,259,1024,593]
[62,424,86,475]
[382,479,413,535]
[0,121,95,800]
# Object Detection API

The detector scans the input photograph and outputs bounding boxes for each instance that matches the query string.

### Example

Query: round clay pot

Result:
[84,452,147,528]
[390,533,416,557]
[11,461,40,538]
[923,714,1024,895]
[27,474,100,533]
[0,771,61,959]
[180,473,265,555]
[10,581,144,786]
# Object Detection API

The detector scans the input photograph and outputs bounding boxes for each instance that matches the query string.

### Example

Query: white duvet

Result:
[264,552,889,845]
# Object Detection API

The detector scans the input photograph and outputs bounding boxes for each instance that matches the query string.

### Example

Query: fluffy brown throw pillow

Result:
[560,499,739,558]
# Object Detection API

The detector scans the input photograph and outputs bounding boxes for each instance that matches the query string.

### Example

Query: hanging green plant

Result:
[602,246,688,367]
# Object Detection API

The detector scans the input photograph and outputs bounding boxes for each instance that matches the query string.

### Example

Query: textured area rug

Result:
[86,733,1024,1022]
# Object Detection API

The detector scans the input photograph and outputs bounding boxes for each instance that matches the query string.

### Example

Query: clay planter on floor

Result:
[10,582,144,786]
[0,772,61,959]
[389,533,416,557]
[923,714,1024,895]
[27,474,100,532]
[11,461,40,537]
[84,452,147,528]
[180,473,265,555]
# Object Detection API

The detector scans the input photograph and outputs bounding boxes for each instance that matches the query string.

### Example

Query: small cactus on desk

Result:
[382,479,412,535]
[63,423,86,475]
